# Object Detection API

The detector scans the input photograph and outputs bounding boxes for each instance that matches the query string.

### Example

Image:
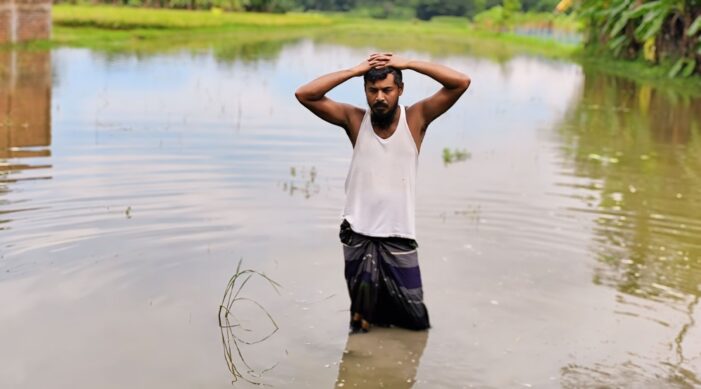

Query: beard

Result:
[370,102,398,130]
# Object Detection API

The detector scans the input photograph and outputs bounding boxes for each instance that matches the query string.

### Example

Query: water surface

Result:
[1,39,700,388]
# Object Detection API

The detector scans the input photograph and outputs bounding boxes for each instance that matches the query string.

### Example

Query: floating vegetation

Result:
[281,166,319,198]
[218,259,281,385]
[587,153,620,165]
[442,147,472,165]
[454,205,482,222]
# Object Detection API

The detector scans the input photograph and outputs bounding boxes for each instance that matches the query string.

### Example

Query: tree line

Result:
[56,0,560,20]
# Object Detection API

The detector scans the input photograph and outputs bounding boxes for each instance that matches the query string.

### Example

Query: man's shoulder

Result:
[347,105,366,124]
[404,104,424,132]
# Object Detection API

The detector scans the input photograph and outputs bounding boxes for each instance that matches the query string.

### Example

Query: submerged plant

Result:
[218,259,281,385]
[442,147,472,165]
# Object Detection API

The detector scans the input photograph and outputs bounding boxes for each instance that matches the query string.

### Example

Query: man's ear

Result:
[399,84,404,96]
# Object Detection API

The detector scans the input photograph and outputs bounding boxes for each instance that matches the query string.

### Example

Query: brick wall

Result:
[0,0,51,44]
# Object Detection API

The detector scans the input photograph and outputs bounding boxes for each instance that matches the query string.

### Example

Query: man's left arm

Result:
[376,54,471,133]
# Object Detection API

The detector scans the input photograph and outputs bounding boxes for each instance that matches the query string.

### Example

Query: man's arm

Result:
[375,54,471,134]
[295,55,385,144]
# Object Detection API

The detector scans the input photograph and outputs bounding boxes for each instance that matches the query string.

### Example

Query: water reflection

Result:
[335,328,428,388]
[0,50,52,227]
[212,39,292,64]
[77,33,297,67]
[556,71,701,385]
[0,50,52,157]
[2,38,701,388]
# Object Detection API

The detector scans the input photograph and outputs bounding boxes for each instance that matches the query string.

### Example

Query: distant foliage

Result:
[415,0,474,20]
[54,0,293,12]
[298,0,356,11]
[522,0,560,12]
[53,0,562,19]
[570,0,701,76]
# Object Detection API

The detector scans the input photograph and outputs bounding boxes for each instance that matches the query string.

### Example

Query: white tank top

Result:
[342,105,419,239]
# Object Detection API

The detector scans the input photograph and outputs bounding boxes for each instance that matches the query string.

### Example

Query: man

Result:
[295,53,470,332]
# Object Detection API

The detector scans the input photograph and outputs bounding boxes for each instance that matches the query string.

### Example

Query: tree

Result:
[415,0,476,20]
[572,0,701,76]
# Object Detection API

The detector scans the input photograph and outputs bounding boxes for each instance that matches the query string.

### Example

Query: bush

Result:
[474,6,505,30]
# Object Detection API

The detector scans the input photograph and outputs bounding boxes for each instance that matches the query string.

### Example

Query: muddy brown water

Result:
[1,40,700,388]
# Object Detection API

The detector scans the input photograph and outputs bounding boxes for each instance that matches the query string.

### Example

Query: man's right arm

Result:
[294,55,381,144]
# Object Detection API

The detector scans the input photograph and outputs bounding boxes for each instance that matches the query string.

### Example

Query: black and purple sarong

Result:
[339,220,430,330]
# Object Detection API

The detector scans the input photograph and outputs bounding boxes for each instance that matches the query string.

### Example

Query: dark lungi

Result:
[339,220,430,330]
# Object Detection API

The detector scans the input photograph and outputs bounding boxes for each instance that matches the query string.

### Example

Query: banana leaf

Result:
[688,15,701,36]
[681,59,696,77]
[668,57,686,77]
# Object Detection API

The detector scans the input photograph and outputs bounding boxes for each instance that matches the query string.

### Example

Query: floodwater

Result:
[1,38,700,388]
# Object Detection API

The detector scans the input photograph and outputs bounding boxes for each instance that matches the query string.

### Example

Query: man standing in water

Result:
[295,53,470,332]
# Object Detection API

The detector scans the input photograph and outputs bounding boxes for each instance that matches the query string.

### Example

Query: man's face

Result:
[364,74,403,117]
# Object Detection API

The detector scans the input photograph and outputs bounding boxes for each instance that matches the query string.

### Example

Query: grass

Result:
[218,259,281,384]
[47,4,578,57]
[52,5,332,29]
[315,16,579,61]
[41,5,331,53]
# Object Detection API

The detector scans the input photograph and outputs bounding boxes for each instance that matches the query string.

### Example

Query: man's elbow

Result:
[294,88,305,102]
[295,88,318,104]
[460,75,471,91]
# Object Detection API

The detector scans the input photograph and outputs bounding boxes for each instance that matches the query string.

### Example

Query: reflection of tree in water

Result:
[335,328,428,389]
[218,260,281,385]
[213,38,293,64]
[556,71,701,386]
[91,35,298,65]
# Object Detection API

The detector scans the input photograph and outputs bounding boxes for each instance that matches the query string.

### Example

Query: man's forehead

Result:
[365,74,397,87]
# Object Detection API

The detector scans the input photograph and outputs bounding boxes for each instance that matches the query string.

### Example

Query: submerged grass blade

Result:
[218,260,282,385]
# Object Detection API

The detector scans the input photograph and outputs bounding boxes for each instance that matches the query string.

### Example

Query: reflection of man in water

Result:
[336,327,428,387]
[295,53,470,332]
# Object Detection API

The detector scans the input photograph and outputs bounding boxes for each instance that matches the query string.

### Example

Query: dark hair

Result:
[364,67,403,87]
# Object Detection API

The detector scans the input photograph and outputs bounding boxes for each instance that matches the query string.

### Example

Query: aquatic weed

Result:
[218,259,281,385]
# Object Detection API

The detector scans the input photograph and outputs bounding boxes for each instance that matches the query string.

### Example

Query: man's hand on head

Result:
[352,53,411,75]
[352,53,385,76]
[351,57,373,76]
[368,53,411,70]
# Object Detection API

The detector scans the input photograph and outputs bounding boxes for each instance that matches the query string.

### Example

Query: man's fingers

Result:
[367,54,391,70]
[369,58,390,65]
[368,53,391,60]
[369,61,389,68]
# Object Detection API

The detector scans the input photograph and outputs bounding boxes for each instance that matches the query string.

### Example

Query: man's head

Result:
[364,67,404,128]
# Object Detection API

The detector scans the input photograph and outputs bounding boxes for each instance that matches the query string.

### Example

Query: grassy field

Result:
[46,5,334,54]
[46,5,579,58]
[52,5,332,29]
